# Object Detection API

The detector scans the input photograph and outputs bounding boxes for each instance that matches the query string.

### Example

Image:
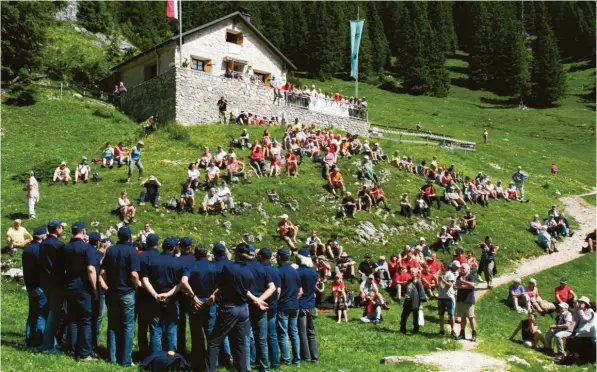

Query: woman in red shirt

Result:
[250,145,266,176]
[391,266,411,302]
[420,264,437,298]
[285,152,298,176]
[388,254,400,277]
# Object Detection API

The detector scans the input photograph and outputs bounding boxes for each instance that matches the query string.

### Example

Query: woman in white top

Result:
[187,163,200,189]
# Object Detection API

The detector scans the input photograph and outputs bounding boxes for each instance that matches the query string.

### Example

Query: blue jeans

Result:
[267,310,280,369]
[177,297,190,354]
[298,308,319,363]
[26,287,48,348]
[107,291,135,366]
[92,293,105,349]
[207,304,250,372]
[149,302,179,355]
[277,309,300,365]
[41,286,65,351]
[66,289,93,359]
[250,308,269,371]
[214,303,232,364]
[189,299,216,369]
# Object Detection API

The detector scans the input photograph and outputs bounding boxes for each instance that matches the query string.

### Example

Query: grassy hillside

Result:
[1,57,595,371]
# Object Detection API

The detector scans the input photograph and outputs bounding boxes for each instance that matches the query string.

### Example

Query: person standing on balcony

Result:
[217,97,227,124]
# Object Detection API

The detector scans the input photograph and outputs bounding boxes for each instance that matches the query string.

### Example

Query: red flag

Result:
[166,0,178,19]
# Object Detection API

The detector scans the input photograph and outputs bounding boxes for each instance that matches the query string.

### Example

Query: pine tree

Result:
[468,2,493,88]
[367,3,391,74]
[78,1,114,34]
[531,4,566,106]
[428,1,457,56]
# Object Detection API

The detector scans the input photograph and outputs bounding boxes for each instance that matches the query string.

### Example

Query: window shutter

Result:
[237,33,244,45]
[205,60,213,72]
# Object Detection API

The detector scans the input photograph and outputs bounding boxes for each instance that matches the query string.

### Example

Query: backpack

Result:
[345,289,356,308]
[165,197,178,210]
[92,172,101,182]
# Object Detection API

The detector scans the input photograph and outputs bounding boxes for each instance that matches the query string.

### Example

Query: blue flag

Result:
[350,20,364,79]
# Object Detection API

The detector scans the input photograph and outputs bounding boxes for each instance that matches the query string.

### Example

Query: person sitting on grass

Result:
[374,255,392,288]
[495,180,507,199]
[217,182,234,210]
[414,193,430,219]
[472,183,489,207]
[435,226,454,254]
[582,229,596,253]
[306,230,325,257]
[328,165,345,198]
[360,275,389,324]
[269,154,282,177]
[205,160,220,188]
[140,175,161,208]
[213,145,228,168]
[529,214,543,234]
[102,142,114,168]
[452,247,467,265]
[369,183,390,211]
[445,184,467,210]
[420,264,437,298]
[484,179,498,199]
[5,219,32,256]
[372,143,389,163]
[400,193,413,219]
[114,142,129,167]
[508,278,532,313]
[462,210,477,234]
[509,312,546,349]
[341,192,356,218]
[74,156,91,184]
[335,252,356,283]
[321,150,336,179]
[544,303,575,359]
[391,266,411,304]
[52,161,71,185]
[225,156,249,184]
[178,183,195,214]
[565,296,597,364]
[506,182,519,201]
[426,253,442,276]
[137,223,155,245]
[117,191,135,223]
[316,255,331,280]
[201,187,226,217]
[421,180,441,209]
[447,218,463,242]
[187,163,200,189]
[357,185,372,212]
[361,156,379,184]
[538,227,558,254]
[284,151,298,176]
[525,278,553,315]
[277,214,298,250]
[556,214,573,238]
[197,147,212,169]
[250,145,266,176]
[339,139,351,159]
[554,279,576,308]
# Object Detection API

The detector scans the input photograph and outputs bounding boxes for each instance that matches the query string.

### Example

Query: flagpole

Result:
[355,7,359,99]
[179,0,183,67]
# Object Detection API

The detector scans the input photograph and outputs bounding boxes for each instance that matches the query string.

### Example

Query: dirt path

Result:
[387,191,596,371]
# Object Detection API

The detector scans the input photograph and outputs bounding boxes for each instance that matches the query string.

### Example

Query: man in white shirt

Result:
[201,187,226,216]
[217,182,234,209]
[137,223,155,244]
[206,161,220,188]
[26,170,39,219]
[52,162,71,184]
[213,145,228,168]
[306,231,325,257]
[74,156,91,184]
[437,261,459,339]
[545,303,575,357]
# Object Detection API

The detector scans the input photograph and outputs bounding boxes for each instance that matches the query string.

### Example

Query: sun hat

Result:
[379,255,386,260]
[529,278,537,284]
[279,214,289,219]
[450,261,461,268]
[578,296,591,305]
[82,156,88,160]
[60,161,67,166]
[340,252,348,257]
[149,175,157,181]
[367,274,374,279]
[559,303,569,310]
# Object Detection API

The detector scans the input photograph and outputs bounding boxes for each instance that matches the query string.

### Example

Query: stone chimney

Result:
[240,7,251,23]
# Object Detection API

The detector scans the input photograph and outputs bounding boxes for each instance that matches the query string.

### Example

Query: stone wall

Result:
[120,68,177,123]
[175,68,370,134]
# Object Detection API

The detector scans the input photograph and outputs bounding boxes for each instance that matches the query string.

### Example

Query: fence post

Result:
[60,83,63,99]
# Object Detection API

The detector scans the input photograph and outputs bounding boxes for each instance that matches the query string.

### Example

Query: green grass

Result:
[475,254,597,371]
[583,194,596,207]
[1,55,595,371]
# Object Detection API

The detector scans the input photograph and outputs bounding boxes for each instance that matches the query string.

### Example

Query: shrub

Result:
[162,121,190,142]
[379,75,402,93]
[92,107,113,119]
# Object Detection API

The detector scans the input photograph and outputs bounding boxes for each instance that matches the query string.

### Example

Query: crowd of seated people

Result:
[528,204,574,254]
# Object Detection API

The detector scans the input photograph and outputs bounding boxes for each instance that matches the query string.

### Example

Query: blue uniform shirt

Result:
[246,259,272,298]
[93,249,105,296]
[63,238,96,293]
[178,253,196,271]
[298,266,318,309]
[22,241,41,292]
[143,252,184,294]
[277,263,301,311]
[39,235,65,288]
[217,261,253,306]
[101,241,140,296]
[213,255,233,274]
[262,262,281,311]
[138,247,160,302]
[184,258,217,299]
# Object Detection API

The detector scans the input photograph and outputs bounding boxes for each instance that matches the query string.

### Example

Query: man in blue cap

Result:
[142,237,184,355]
[63,222,97,361]
[88,232,108,354]
[246,245,276,372]
[23,226,48,348]
[39,218,67,352]
[180,245,218,369]
[205,243,268,372]
[177,236,195,354]
[211,241,233,365]
[276,248,302,366]
[137,233,160,359]
[101,225,140,366]
[258,248,281,370]
[296,248,319,363]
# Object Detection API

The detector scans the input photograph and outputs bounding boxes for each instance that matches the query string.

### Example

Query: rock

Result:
[489,163,502,170]
[2,268,24,279]
[243,233,255,243]
[507,356,530,367]
[73,93,83,99]
[283,202,298,212]
[256,233,263,241]
[240,202,253,209]
[260,219,268,226]
[266,190,280,203]
[380,356,413,364]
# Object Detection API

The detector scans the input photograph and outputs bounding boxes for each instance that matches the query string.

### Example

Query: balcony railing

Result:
[282,92,368,122]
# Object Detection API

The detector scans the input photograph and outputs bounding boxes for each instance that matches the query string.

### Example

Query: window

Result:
[226,30,243,45]
[253,70,272,86]
[144,64,157,81]
[191,56,212,72]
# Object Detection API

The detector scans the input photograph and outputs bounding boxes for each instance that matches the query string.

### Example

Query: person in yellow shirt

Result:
[6,219,32,255]
[328,165,345,198]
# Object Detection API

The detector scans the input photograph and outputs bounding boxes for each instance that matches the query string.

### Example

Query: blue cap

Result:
[47,219,63,228]
[163,237,179,250]
[146,233,159,247]
[33,226,47,236]
[259,248,272,259]
[235,244,250,255]
[298,248,310,257]
[118,226,132,239]
[101,237,113,244]
[278,248,291,258]
[213,242,226,252]
[72,221,86,232]
[88,232,102,244]
[180,237,193,247]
